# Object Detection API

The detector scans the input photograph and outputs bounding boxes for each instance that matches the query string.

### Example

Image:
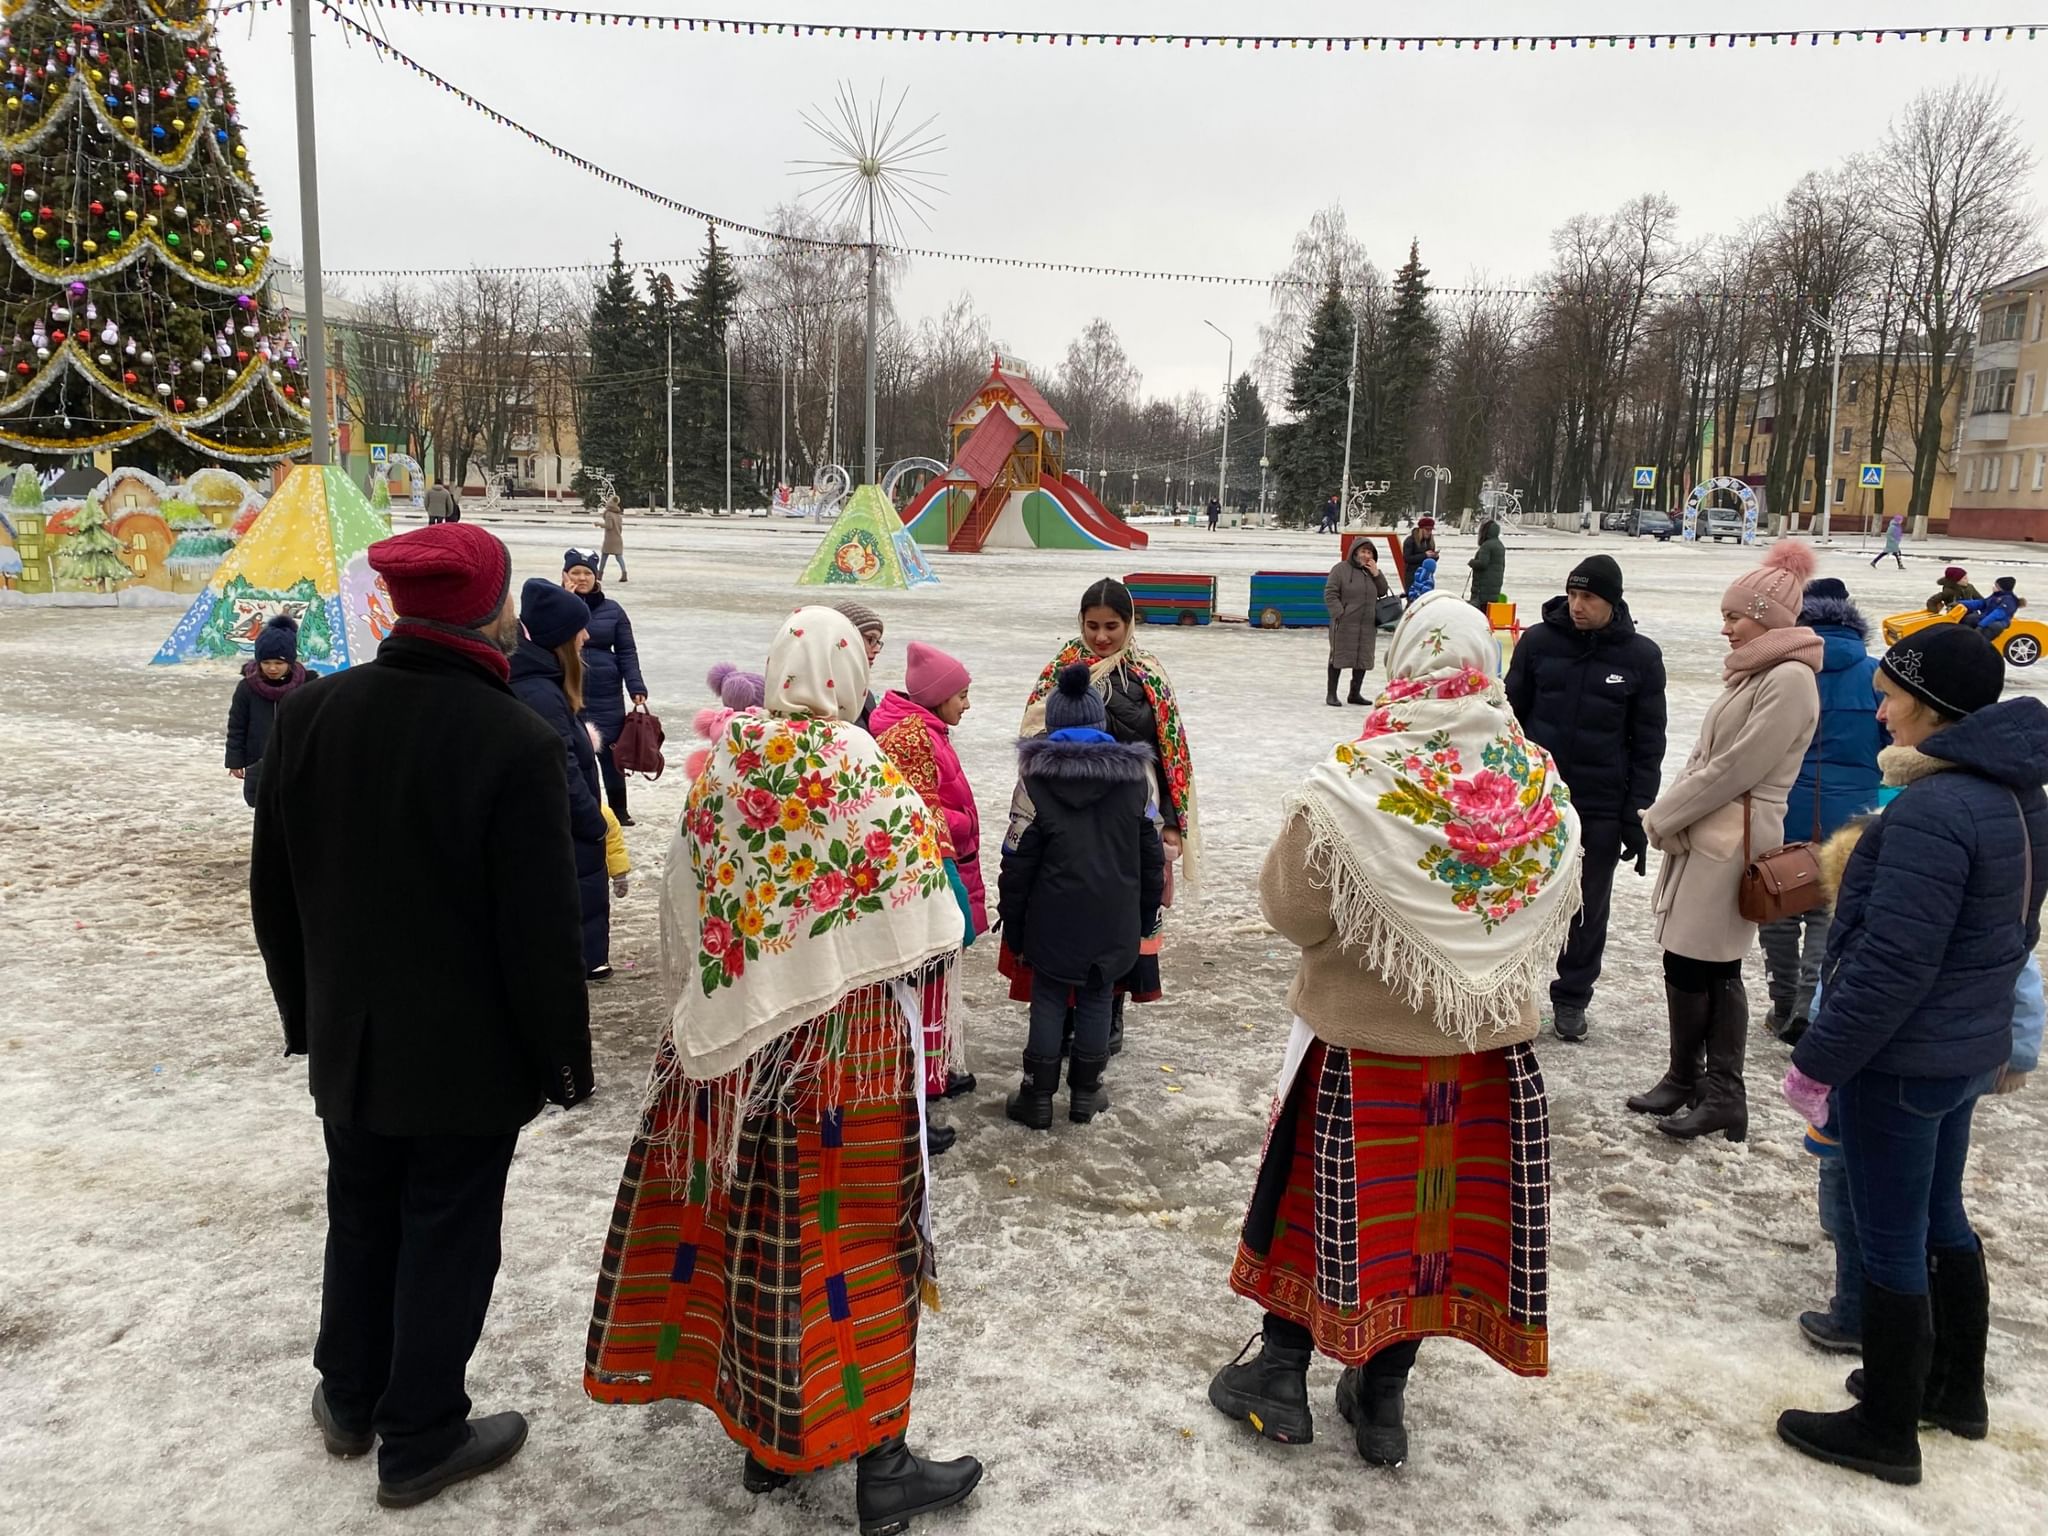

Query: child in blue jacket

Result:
[1957,576,2022,641]
[1404,555,1437,606]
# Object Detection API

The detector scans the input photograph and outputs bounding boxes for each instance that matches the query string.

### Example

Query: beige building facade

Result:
[1952,265,2048,541]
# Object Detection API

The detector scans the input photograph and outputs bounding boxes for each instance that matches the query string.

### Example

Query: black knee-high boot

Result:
[1326,667,1342,707]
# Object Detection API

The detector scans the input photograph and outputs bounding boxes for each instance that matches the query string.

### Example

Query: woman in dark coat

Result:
[1323,540,1390,706]
[510,578,612,980]
[562,549,647,825]
[1778,625,2048,1485]
[1468,519,1506,611]
[225,614,311,807]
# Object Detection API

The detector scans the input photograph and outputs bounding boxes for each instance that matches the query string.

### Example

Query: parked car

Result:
[1628,509,1677,540]
[1599,508,1631,532]
[1882,604,2046,668]
[1701,506,1745,542]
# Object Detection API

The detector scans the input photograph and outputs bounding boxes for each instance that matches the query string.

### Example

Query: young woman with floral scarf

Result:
[583,607,983,1536]
[1208,592,1582,1470]
[1001,577,1199,1054]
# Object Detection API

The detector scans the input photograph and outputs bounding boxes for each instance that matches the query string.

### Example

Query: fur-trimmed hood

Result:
[1798,594,1870,645]
[1017,733,1154,786]
[1819,818,1873,900]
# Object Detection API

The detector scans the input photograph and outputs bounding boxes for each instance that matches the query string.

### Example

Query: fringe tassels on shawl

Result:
[1288,790,1583,1050]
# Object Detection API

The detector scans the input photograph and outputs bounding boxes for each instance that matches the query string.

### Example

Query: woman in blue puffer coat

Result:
[562,548,648,824]
[510,578,613,980]
[1776,624,2048,1486]
[1760,579,1889,1042]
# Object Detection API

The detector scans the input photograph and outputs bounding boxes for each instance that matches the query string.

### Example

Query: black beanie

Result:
[1567,555,1623,606]
[520,578,590,651]
[1881,625,2005,720]
[253,613,299,664]
[1043,662,1108,733]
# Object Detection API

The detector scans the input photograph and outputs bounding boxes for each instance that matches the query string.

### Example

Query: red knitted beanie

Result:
[367,523,511,629]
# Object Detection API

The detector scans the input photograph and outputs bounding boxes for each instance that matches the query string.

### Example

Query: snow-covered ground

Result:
[3,514,2045,1536]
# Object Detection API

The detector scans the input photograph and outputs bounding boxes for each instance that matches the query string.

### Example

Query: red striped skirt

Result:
[583,984,924,1473]
[1229,1038,1550,1377]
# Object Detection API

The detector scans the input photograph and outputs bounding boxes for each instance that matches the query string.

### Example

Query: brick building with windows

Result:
[1952,265,2048,541]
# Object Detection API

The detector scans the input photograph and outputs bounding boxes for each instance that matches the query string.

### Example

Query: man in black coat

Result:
[251,522,593,1509]
[1505,554,1668,1042]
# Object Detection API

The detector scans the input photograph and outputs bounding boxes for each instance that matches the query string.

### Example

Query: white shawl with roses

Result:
[1288,592,1584,1048]
[659,609,962,1087]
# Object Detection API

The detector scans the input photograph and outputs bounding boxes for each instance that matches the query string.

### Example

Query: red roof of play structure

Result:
[951,408,1022,487]
[953,356,1069,434]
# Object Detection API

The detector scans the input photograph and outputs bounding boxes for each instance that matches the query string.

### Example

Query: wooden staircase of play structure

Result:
[947,481,1009,553]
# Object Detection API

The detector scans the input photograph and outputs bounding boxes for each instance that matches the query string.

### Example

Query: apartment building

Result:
[1952,265,2048,541]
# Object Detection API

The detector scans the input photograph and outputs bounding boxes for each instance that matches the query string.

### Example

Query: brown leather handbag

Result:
[612,702,667,781]
[1738,783,1826,924]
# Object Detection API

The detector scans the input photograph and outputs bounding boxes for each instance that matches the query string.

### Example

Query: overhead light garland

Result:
[217,2,2045,53]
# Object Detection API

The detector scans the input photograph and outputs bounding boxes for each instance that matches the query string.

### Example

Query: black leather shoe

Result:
[925,1123,957,1156]
[311,1383,373,1458]
[376,1412,529,1509]
[1335,1366,1409,1467]
[1207,1334,1313,1444]
[855,1437,983,1536]
[928,1069,976,1102]
[742,1453,791,1494]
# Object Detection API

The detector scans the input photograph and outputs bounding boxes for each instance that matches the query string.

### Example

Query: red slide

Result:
[1048,473,1149,550]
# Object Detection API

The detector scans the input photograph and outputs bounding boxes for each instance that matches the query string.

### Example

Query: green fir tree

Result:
[1357,241,1441,504]
[575,240,659,506]
[1223,372,1269,512]
[674,227,750,511]
[1271,280,1356,526]
[54,491,134,590]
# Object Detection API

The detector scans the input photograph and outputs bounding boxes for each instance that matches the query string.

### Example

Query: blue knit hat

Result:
[253,613,299,664]
[1044,662,1107,733]
[521,577,590,651]
[563,548,597,575]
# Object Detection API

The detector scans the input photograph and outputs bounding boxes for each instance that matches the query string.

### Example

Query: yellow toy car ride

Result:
[1881,605,2046,667]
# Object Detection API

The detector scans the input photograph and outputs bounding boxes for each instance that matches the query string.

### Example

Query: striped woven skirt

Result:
[583,984,925,1473]
[1228,1033,1550,1377]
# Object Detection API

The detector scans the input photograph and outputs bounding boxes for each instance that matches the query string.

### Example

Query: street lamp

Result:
[1413,464,1451,523]
[1204,319,1232,514]
[1258,451,1270,527]
[1805,303,1845,544]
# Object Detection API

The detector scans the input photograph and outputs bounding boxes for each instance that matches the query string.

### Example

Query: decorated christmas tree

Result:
[54,488,131,588]
[0,0,309,467]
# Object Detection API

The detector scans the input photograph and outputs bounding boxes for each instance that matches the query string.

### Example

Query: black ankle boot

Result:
[1005,1053,1061,1131]
[1067,1053,1110,1123]
[1626,985,1709,1115]
[854,1438,984,1536]
[1346,669,1368,704]
[1335,1366,1409,1467]
[742,1453,791,1494]
[1778,1282,1931,1485]
[1107,993,1126,1056]
[1657,977,1748,1142]
[1326,667,1342,707]
[1208,1330,1314,1444]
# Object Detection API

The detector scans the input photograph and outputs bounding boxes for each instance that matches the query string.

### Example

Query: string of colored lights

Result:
[217,1,2047,54]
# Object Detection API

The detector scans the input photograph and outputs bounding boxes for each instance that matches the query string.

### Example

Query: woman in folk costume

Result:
[1001,577,1198,1054]
[1208,592,1581,1469]
[583,607,983,1536]
[1625,542,1821,1143]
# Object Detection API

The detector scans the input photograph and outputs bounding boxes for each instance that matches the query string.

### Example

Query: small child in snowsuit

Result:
[225,615,310,807]
[1404,555,1438,607]
[1958,577,2022,641]
[601,805,631,901]
[998,663,1164,1129]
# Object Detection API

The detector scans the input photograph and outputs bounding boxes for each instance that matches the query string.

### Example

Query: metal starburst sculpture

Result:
[793,81,945,246]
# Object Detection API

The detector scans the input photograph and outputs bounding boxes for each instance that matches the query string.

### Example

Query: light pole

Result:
[1204,320,1232,514]
[1338,306,1362,520]
[289,0,327,465]
[665,319,675,513]
[1807,304,1845,544]
[723,333,733,516]
[1258,449,1270,527]
[1413,465,1451,524]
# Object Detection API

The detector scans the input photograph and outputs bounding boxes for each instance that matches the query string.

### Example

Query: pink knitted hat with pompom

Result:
[1721,541,1817,630]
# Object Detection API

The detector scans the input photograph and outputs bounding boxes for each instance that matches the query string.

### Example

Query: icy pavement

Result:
[2,516,2044,1535]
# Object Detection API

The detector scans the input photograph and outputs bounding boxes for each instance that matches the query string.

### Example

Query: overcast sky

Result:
[226,1,2048,402]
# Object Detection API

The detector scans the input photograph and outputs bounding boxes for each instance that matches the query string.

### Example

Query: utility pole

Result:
[289,0,327,465]
[1204,320,1233,513]
[779,358,788,491]
[1338,310,1361,519]
[828,330,840,471]
[664,321,675,514]
[1815,307,1843,544]
[724,335,734,516]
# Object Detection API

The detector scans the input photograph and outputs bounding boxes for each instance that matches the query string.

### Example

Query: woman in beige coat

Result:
[1208,593,1581,1470]
[1627,542,1821,1143]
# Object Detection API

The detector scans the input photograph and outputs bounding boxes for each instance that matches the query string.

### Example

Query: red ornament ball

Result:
[7,162,21,178]
[13,361,27,375]
[122,369,136,384]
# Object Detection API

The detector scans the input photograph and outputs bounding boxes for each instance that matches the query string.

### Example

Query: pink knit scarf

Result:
[1724,626,1825,683]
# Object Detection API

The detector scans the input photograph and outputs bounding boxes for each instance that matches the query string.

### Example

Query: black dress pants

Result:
[1552,816,1623,1012]
[597,739,629,818]
[314,1123,518,1482]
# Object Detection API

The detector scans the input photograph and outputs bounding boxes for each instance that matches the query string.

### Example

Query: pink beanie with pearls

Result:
[904,641,971,710]
[1720,541,1817,630]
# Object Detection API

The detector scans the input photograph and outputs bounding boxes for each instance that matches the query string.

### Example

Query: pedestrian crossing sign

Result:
[1859,463,1884,488]
[1632,466,1657,490]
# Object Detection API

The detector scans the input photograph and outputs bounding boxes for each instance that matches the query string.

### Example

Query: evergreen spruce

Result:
[675,228,749,511]
[54,492,134,590]
[1357,241,1441,502]
[576,240,658,506]
[1223,372,1269,512]
[1271,279,1355,526]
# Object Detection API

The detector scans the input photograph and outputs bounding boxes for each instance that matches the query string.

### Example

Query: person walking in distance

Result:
[1627,543,1821,1143]
[1505,555,1667,1042]
[1324,538,1391,707]
[423,479,457,526]
[1207,496,1222,533]
[598,491,628,583]
[1320,493,1340,535]
[1871,515,1905,570]
[250,522,594,1509]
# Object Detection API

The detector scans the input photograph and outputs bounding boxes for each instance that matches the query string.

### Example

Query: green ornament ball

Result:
[107,228,120,242]
[259,225,271,240]
[55,236,69,252]
[213,258,226,273]
[165,231,179,246]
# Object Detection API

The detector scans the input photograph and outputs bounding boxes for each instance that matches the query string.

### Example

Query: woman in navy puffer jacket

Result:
[563,548,648,824]
[1760,581,1889,1041]
[1777,625,2048,1487]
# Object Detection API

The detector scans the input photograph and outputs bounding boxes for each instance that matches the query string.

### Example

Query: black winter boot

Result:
[1347,669,1369,704]
[1846,1243,1991,1439]
[854,1437,984,1536]
[1326,667,1342,707]
[1625,985,1710,1115]
[1208,1326,1314,1444]
[1334,1347,1415,1468]
[1067,1053,1110,1123]
[742,1453,792,1493]
[1778,1282,1931,1485]
[1004,1053,1061,1131]
[1107,993,1126,1056]
[1657,977,1748,1142]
